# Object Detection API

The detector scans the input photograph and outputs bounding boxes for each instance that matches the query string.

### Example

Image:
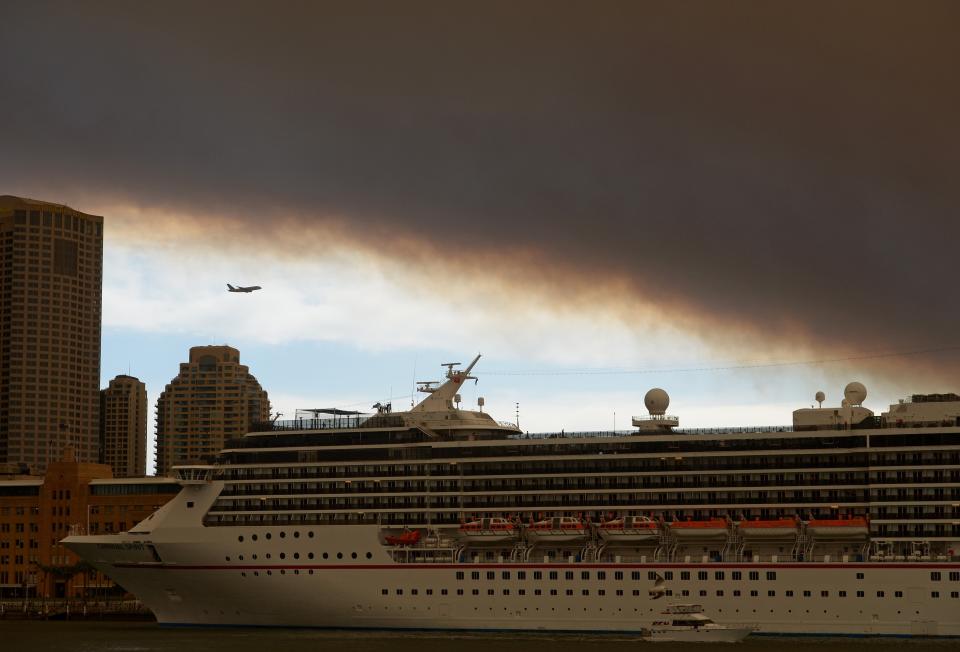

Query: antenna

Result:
[410,355,417,407]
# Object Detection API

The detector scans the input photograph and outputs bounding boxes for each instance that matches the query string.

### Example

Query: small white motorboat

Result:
[646,603,755,642]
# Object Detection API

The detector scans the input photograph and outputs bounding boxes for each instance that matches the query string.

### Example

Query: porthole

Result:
[280,570,286,575]
[323,553,329,559]
[252,554,258,560]
[280,531,286,538]
[252,534,258,541]
[308,553,314,560]
[309,570,314,575]
[294,553,300,560]
[337,552,343,559]
[351,552,358,559]
[239,555,244,561]
[266,533,272,540]
[280,553,286,560]
[238,536,244,543]
[294,531,300,539]
[254,571,259,577]
[267,570,272,576]
[366,552,372,559]
[308,531,314,538]
[266,554,272,559]
[225,556,231,562]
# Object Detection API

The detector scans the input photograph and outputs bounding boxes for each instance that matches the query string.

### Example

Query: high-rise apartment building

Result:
[155,345,269,476]
[100,374,147,478]
[0,196,103,474]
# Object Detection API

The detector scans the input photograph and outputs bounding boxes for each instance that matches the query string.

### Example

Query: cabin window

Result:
[456,572,465,580]
[502,571,510,580]
[597,589,605,596]
[856,572,864,579]
[839,591,847,597]
[715,571,725,580]
[550,589,558,596]
[733,590,741,597]
[749,571,760,581]
[750,590,758,597]
[616,590,624,596]
[472,572,480,580]
[472,589,479,595]
[381,589,388,595]
[857,591,865,597]
[488,589,495,596]
[648,571,658,580]
[633,589,641,596]
[581,571,590,580]
[931,572,942,581]
[931,591,940,598]
[786,590,794,597]
[534,571,542,580]
[767,571,777,580]
[487,571,495,580]
[698,571,708,580]
[566,571,574,580]
[680,571,690,581]
[877,591,885,597]
[597,571,605,580]
[699,590,707,597]
[894,591,903,598]
[535,589,543,596]
[614,571,624,580]
[457,589,464,595]
[732,571,742,580]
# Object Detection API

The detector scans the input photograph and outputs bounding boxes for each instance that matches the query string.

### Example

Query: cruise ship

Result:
[65,355,960,636]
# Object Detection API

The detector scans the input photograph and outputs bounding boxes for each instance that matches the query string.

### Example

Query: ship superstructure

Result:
[65,356,960,636]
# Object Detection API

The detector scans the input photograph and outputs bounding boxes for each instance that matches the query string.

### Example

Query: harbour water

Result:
[2,622,957,652]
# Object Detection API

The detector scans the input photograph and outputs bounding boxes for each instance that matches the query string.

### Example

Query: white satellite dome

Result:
[644,388,670,416]
[844,381,867,406]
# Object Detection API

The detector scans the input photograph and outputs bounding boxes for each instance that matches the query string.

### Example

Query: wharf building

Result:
[154,345,269,477]
[0,196,103,474]
[0,448,179,598]
[100,375,148,478]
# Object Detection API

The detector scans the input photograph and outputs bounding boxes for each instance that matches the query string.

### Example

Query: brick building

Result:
[0,449,178,598]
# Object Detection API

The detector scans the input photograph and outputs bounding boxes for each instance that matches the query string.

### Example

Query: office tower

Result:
[0,196,103,474]
[155,345,269,476]
[100,374,147,478]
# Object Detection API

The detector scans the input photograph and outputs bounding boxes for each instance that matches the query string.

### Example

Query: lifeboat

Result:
[526,516,589,543]
[668,518,729,540]
[383,529,421,546]
[806,517,869,539]
[457,517,518,544]
[738,518,799,539]
[597,515,660,543]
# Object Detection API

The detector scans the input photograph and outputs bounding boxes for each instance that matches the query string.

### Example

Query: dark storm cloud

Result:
[2,2,959,372]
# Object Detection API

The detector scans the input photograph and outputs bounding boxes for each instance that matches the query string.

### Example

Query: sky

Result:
[2,3,959,473]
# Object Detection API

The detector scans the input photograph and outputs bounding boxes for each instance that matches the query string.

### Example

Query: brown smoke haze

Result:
[2,2,959,381]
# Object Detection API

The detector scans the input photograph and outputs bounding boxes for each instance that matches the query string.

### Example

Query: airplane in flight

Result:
[227,283,262,293]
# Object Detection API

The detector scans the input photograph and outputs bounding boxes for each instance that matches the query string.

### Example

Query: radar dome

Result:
[815,391,825,406]
[844,381,867,406]
[644,388,670,416]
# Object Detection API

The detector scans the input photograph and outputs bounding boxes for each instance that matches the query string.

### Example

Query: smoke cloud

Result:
[2,2,959,379]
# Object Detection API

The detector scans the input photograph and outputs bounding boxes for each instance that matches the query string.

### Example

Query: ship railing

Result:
[249,414,406,432]
[510,425,795,439]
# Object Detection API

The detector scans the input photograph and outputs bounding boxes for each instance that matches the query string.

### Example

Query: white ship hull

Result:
[64,490,960,637]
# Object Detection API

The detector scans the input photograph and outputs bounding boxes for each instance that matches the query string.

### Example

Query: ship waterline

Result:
[64,357,960,635]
